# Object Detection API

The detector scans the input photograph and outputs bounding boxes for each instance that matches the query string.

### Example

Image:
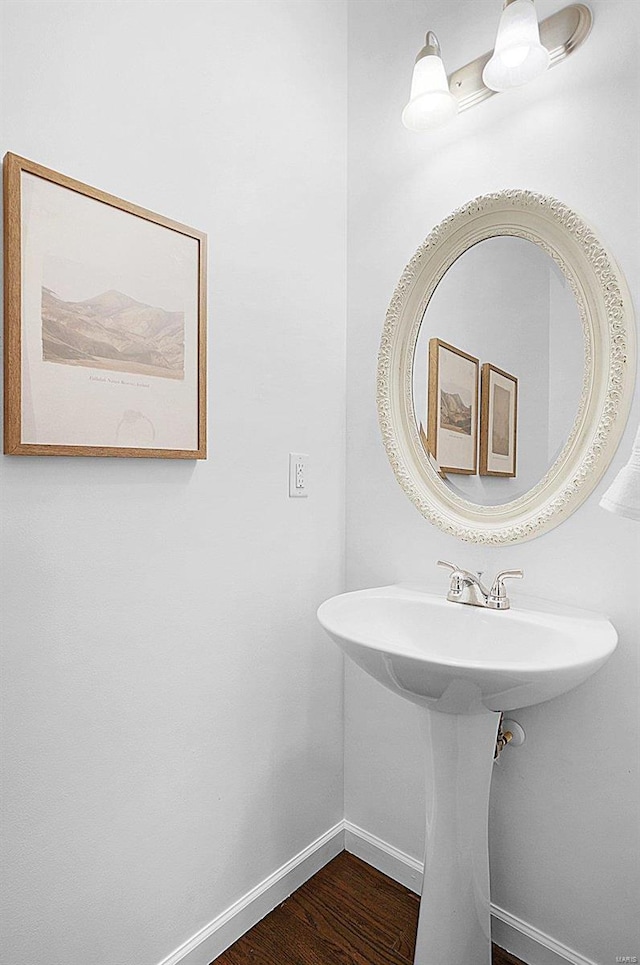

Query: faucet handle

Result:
[492,568,524,584]
[489,569,524,609]
[436,560,459,573]
[437,560,465,596]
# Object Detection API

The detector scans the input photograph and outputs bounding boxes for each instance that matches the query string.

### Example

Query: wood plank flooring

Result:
[211,852,526,965]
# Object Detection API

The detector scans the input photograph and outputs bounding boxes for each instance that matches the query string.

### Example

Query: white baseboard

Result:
[157,818,599,965]
[343,819,423,893]
[156,822,344,965]
[490,905,600,965]
[343,820,599,965]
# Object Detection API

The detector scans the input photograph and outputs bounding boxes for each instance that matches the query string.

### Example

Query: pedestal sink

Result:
[317,584,617,965]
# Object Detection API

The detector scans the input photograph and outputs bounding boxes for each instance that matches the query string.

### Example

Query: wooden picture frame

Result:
[4,153,207,458]
[479,363,518,477]
[427,338,479,475]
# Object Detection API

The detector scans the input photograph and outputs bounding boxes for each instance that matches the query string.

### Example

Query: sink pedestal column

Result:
[414,709,500,965]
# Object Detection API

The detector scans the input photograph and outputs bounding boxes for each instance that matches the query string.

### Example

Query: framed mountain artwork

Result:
[427,338,479,475]
[3,153,207,458]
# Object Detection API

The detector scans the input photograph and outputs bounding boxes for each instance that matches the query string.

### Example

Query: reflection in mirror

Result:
[412,237,583,506]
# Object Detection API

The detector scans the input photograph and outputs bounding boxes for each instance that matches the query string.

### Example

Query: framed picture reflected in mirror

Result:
[427,338,479,475]
[479,363,518,477]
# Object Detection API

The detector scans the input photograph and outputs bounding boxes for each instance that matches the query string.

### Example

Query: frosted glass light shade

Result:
[402,54,457,132]
[600,425,640,521]
[483,0,550,92]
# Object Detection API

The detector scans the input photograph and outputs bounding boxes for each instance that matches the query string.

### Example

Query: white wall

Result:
[346,1,639,962]
[0,3,347,964]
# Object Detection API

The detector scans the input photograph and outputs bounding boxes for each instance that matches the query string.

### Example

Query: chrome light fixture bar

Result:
[402,3,592,131]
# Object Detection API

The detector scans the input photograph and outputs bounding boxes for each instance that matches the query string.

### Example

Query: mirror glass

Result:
[412,236,583,506]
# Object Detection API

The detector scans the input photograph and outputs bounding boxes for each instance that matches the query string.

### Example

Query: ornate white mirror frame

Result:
[377,190,636,544]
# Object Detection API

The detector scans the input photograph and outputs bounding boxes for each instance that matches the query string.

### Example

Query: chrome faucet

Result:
[437,560,523,610]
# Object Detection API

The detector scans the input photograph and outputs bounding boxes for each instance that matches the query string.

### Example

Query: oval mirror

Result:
[378,191,636,543]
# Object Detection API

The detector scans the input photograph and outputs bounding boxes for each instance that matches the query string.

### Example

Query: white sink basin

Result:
[317,583,617,715]
[317,582,617,965]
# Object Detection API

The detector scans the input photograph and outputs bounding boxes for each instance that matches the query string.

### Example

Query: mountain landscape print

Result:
[440,389,472,434]
[41,287,185,380]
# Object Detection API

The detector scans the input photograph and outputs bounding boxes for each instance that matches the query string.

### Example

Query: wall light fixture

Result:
[402,2,592,132]
[402,31,458,131]
[483,0,550,91]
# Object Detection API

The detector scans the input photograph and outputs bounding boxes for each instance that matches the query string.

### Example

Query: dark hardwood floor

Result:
[211,851,526,965]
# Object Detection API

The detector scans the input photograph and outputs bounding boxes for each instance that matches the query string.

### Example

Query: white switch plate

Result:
[289,452,309,498]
